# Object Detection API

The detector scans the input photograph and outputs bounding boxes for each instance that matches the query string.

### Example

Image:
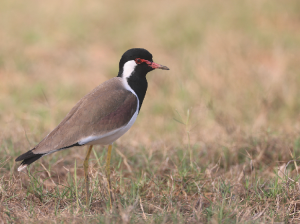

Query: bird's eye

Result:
[135,58,142,64]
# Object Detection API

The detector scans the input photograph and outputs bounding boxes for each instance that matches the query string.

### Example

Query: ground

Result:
[1,0,300,223]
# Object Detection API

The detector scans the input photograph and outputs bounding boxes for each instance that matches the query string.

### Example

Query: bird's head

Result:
[118,48,169,79]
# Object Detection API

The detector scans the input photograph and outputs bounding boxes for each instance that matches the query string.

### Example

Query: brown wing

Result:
[31,77,137,154]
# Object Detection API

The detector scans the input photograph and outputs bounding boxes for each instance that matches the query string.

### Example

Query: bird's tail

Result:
[15,150,44,171]
[15,142,82,171]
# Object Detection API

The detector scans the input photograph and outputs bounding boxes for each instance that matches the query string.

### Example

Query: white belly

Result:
[78,73,140,146]
[78,107,138,146]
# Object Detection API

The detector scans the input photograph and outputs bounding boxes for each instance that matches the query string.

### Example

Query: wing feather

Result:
[31,77,137,154]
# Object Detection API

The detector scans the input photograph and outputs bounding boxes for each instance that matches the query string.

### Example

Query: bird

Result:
[15,48,169,208]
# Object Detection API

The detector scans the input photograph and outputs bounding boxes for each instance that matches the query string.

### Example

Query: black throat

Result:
[118,69,148,112]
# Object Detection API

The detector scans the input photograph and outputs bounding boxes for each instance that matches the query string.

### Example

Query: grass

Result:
[1,0,300,223]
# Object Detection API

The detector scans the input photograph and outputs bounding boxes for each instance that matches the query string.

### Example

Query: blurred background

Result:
[1,0,300,221]
[1,0,300,150]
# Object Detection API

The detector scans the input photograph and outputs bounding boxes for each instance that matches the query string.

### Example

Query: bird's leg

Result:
[106,144,113,209]
[84,145,93,207]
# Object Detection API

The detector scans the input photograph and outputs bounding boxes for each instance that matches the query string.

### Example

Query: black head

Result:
[117,48,169,112]
[118,48,169,78]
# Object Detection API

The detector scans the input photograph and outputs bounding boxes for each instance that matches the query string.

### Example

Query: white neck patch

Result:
[120,60,140,119]
[122,60,137,80]
[121,60,138,95]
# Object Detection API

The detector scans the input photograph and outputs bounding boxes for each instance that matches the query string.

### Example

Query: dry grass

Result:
[1,0,300,223]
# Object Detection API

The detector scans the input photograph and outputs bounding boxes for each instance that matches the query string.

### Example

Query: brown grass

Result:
[1,0,300,223]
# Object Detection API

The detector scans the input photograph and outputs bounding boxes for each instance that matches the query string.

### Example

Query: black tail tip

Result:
[15,150,44,169]
[16,149,35,162]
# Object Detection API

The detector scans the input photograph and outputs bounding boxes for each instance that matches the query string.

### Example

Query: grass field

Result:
[1,0,300,223]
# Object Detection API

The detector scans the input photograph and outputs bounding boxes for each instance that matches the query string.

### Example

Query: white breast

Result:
[81,106,138,145]
[78,61,139,146]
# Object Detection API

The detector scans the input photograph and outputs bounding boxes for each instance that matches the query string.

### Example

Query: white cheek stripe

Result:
[122,60,137,93]
[121,60,139,113]
[122,60,137,79]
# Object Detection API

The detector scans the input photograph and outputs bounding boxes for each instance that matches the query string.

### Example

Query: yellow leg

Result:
[106,144,113,209]
[84,145,93,207]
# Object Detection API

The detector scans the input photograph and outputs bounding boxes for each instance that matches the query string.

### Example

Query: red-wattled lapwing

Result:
[15,48,169,208]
